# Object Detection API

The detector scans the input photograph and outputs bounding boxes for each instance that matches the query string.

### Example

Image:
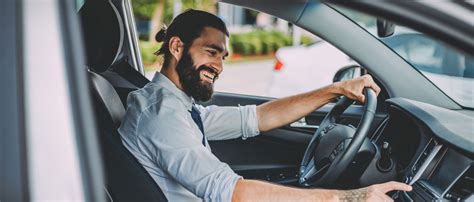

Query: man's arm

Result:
[232,179,412,202]
[256,75,381,132]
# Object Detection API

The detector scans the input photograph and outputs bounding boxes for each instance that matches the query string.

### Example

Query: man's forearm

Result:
[232,179,338,202]
[232,179,412,202]
[256,83,341,132]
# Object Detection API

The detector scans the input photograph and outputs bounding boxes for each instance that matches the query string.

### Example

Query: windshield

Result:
[335,7,474,108]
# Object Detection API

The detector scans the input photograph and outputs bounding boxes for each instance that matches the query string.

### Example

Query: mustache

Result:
[197,65,219,81]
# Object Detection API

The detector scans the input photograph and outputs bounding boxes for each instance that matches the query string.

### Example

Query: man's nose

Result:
[211,59,223,74]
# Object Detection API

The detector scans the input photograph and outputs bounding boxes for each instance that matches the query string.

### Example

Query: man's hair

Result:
[154,9,229,68]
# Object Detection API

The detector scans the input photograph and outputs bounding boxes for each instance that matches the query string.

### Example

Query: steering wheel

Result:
[298,88,377,187]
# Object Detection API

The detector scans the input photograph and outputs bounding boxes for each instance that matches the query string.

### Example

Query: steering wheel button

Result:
[330,152,336,160]
[337,142,344,151]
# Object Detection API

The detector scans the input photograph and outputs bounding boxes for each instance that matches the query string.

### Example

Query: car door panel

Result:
[202,92,387,184]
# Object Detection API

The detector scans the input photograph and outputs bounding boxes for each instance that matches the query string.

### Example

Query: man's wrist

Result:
[310,189,341,201]
[329,81,345,96]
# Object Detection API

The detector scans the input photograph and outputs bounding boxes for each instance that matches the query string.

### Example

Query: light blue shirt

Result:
[118,72,260,202]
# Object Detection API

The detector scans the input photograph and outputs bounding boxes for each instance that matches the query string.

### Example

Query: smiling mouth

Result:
[200,70,217,83]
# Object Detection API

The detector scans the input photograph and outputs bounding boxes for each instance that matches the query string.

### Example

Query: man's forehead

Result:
[193,27,229,52]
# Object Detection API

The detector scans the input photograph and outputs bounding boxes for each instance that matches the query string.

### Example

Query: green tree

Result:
[163,0,216,24]
[132,0,157,20]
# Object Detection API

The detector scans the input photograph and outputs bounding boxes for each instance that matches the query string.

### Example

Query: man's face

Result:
[176,27,228,102]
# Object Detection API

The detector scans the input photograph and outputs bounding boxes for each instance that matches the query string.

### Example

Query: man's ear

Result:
[168,36,184,61]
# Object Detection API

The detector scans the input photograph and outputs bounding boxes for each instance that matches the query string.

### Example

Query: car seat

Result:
[79,0,166,201]
[89,71,166,201]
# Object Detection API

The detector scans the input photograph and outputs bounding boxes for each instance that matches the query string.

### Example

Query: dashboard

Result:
[373,98,473,201]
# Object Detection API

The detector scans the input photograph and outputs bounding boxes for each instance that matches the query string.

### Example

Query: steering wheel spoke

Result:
[299,158,331,186]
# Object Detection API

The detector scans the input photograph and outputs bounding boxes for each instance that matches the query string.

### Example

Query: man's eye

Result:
[207,50,217,56]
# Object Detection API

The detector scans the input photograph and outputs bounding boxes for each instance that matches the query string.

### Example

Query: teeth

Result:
[202,71,215,80]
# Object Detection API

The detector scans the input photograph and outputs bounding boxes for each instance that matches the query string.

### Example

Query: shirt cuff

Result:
[208,173,242,202]
[239,105,260,140]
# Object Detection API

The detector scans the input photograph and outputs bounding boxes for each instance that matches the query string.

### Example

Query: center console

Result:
[397,140,473,201]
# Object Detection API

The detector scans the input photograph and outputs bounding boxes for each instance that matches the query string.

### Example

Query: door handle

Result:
[290,117,319,129]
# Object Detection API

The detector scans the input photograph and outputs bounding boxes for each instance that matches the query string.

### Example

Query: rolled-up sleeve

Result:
[197,104,260,141]
[157,145,241,202]
[137,105,241,201]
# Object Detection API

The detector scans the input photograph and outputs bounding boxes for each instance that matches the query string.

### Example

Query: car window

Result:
[134,2,357,98]
[76,0,85,11]
[333,6,474,108]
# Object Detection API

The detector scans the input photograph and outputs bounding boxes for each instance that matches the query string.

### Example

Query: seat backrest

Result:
[89,71,167,202]
[79,0,122,72]
[80,0,149,105]
[89,71,125,128]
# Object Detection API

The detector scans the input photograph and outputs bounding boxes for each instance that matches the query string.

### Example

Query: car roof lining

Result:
[220,0,460,110]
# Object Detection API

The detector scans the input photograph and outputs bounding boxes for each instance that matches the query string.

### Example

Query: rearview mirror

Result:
[377,18,395,38]
[333,65,362,83]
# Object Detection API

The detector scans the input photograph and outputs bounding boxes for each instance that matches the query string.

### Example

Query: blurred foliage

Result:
[230,30,315,56]
[140,31,316,67]
[301,35,315,46]
[139,40,162,65]
[133,0,216,22]
[132,0,158,20]
[163,0,216,24]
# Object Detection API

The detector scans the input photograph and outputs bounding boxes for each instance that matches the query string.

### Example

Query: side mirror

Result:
[377,18,395,38]
[333,65,362,83]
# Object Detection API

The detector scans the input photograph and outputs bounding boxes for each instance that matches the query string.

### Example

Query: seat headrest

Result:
[89,71,125,128]
[80,0,123,72]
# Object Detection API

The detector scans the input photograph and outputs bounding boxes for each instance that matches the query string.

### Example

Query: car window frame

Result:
[0,0,29,200]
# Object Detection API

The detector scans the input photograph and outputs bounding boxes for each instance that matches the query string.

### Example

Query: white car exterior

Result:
[268,41,356,98]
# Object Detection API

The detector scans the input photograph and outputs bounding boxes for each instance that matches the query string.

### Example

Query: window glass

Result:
[334,6,474,108]
[133,2,356,98]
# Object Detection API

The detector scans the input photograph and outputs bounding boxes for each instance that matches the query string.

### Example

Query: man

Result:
[119,9,411,201]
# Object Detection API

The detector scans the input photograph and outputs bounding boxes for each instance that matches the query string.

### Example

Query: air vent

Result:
[444,166,473,201]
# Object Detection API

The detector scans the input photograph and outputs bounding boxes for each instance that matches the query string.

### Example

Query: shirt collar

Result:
[152,72,194,110]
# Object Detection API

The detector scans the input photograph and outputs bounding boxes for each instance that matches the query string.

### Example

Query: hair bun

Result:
[155,25,167,42]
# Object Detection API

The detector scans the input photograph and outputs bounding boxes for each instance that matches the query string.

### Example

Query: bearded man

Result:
[118,9,411,202]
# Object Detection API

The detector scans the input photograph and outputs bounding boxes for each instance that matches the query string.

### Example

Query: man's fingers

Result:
[358,94,365,103]
[371,83,381,96]
[378,181,412,193]
[361,74,381,96]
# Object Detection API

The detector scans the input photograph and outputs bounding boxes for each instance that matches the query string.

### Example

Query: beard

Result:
[176,51,218,102]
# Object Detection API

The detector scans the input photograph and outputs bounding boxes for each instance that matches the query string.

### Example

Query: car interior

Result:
[78,0,473,201]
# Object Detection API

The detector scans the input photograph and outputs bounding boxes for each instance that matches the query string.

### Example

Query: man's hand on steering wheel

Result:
[335,75,381,103]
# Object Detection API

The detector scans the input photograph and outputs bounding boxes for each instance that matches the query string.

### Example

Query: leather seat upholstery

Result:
[89,71,167,201]
[80,0,166,201]
[89,71,125,129]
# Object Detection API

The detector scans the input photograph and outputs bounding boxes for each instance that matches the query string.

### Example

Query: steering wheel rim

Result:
[298,88,377,187]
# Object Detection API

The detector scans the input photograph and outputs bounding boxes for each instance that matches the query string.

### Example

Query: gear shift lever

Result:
[377,141,394,172]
